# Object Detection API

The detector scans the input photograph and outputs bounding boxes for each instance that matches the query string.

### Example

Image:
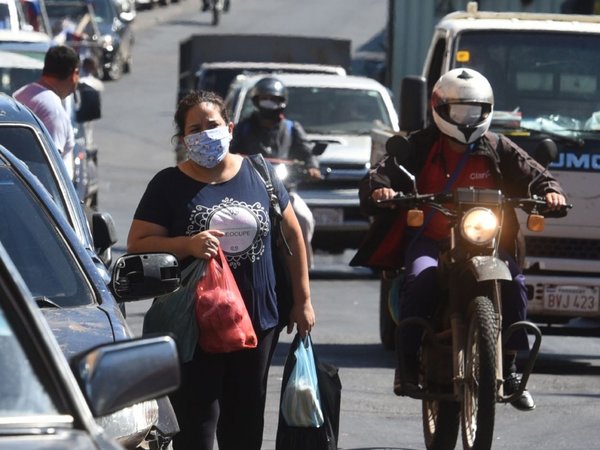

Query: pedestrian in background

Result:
[14,45,79,180]
[127,90,315,450]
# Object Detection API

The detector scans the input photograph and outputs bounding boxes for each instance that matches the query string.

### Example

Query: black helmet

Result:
[250,76,288,110]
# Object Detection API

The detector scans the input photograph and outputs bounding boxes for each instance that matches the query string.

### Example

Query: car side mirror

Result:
[71,336,180,417]
[111,253,181,302]
[92,211,118,266]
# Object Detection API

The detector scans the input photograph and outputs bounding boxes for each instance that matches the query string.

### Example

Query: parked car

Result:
[0,142,182,449]
[0,92,103,259]
[0,238,180,450]
[225,73,399,252]
[43,0,135,80]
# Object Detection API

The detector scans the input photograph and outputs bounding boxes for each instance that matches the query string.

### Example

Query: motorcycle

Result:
[381,138,570,450]
[209,0,230,26]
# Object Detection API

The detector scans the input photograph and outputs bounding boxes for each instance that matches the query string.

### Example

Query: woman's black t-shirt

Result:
[133,157,290,331]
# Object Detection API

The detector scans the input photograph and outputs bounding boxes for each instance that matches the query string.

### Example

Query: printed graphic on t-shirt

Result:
[187,197,269,268]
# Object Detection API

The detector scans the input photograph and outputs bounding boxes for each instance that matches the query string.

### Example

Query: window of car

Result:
[0,163,94,307]
[0,307,59,417]
[239,86,394,134]
[0,125,68,218]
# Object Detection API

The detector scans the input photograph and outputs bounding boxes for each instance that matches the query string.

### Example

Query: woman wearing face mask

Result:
[127,90,315,450]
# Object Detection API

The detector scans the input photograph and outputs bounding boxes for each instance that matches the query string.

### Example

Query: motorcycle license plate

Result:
[543,285,600,313]
[313,208,343,226]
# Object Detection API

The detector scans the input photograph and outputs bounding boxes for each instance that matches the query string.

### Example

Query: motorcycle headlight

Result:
[460,207,498,245]
[274,163,288,181]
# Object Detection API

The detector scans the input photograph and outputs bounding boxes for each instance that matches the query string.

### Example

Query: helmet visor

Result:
[448,104,484,125]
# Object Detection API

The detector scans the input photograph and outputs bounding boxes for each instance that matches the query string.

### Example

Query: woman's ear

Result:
[228,122,234,134]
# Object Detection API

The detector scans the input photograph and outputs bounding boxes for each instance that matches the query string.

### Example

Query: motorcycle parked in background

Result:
[384,138,570,450]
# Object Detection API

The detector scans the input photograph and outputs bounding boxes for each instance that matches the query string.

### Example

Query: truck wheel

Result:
[379,276,396,350]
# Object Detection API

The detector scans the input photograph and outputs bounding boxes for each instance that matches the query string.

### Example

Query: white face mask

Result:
[184,126,231,168]
[449,104,483,125]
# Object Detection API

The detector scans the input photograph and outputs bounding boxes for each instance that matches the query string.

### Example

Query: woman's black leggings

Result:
[169,327,279,450]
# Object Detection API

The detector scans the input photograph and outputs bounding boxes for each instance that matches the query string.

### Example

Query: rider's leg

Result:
[500,251,536,410]
[201,0,210,11]
[394,236,442,393]
[289,192,315,269]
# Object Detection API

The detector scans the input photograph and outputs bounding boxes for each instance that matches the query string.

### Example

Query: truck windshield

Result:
[453,31,600,138]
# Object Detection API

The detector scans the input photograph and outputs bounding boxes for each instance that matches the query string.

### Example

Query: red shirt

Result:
[417,139,496,241]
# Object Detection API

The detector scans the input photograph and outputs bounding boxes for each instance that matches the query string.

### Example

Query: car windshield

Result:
[0,308,59,418]
[0,164,93,307]
[0,126,69,219]
[454,30,600,138]
[240,86,394,134]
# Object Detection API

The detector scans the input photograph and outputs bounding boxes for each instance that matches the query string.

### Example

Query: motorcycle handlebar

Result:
[378,193,572,217]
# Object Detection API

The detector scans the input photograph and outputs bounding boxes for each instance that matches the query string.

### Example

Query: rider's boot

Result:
[224,0,230,11]
[503,353,536,411]
[201,0,210,11]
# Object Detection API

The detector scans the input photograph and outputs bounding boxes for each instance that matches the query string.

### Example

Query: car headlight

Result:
[274,163,288,181]
[460,207,498,245]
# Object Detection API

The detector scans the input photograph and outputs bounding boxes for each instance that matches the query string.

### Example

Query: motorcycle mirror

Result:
[400,76,427,132]
[385,134,410,160]
[527,214,545,232]
[312,141,328,156]
[534,138,558,168]
[407,209,424,227]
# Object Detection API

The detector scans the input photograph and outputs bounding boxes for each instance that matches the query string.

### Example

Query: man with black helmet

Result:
[231,76,321,268]
[356,68,567,410]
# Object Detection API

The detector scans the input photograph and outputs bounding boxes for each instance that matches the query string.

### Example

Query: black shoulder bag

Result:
[247,154,294,331]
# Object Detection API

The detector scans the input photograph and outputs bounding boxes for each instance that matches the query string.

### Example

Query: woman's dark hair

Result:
[43,45,80,80]
[173,90,230,141]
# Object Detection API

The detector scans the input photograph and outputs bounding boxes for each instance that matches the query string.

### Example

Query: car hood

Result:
[308,133,371,166]
[41,306,115,358]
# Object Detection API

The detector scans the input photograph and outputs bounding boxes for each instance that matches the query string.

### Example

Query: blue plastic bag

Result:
[281,335,325,428]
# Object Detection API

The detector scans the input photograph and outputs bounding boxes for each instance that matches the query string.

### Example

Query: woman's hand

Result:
[190,229,225,259]
[288,301,315,337]
[371,187,397,208]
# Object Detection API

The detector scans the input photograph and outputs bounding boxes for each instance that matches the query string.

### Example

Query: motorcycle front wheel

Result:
[423,398,460,450]
[461,296,498,450]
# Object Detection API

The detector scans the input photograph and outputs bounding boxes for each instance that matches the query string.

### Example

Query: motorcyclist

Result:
[354,68,567,410]
[230,76,321,269]
[201,0,230,12]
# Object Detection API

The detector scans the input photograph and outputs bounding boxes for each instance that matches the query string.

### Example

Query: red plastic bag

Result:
[194,245,257,353]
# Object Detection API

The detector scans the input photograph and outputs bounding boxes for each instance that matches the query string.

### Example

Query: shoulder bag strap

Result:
[246,154,292,255]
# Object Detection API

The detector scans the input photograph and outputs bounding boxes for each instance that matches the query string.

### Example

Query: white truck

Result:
[375,2,600,348]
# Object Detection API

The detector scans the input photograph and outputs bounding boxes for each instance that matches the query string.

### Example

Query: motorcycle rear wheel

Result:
[461,296,498,450]
[423,398,460,450]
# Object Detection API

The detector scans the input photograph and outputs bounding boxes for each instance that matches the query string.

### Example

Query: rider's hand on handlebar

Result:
[545,192,567,211]
[372,187,397,208]
[307,167,322,179]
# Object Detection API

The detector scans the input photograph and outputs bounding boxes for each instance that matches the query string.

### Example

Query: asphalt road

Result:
[95,1,600,449]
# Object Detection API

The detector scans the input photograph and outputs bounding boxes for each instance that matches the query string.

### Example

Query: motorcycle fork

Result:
[447,276,504,398]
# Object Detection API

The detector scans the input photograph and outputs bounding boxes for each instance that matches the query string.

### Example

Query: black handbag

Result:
[246,154,294,330]
[276,333,342,450]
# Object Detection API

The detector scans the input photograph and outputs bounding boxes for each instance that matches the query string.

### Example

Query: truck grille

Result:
[525,237,600,260]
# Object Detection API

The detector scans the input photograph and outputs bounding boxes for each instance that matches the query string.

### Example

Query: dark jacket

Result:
[230,113,319,169]
[350,126,566,270]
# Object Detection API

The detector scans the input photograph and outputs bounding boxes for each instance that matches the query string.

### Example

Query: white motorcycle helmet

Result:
[431,68,494,144]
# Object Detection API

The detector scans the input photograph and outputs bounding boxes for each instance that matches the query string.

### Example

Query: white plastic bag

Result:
[281,335,325,428]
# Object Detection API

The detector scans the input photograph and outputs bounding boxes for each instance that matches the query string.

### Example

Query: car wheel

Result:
[105,51,124,81]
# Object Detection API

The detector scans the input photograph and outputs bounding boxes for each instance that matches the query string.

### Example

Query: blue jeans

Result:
[397,236,529,360]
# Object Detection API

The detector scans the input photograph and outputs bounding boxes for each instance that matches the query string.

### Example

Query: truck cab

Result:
[375,2,600,346]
